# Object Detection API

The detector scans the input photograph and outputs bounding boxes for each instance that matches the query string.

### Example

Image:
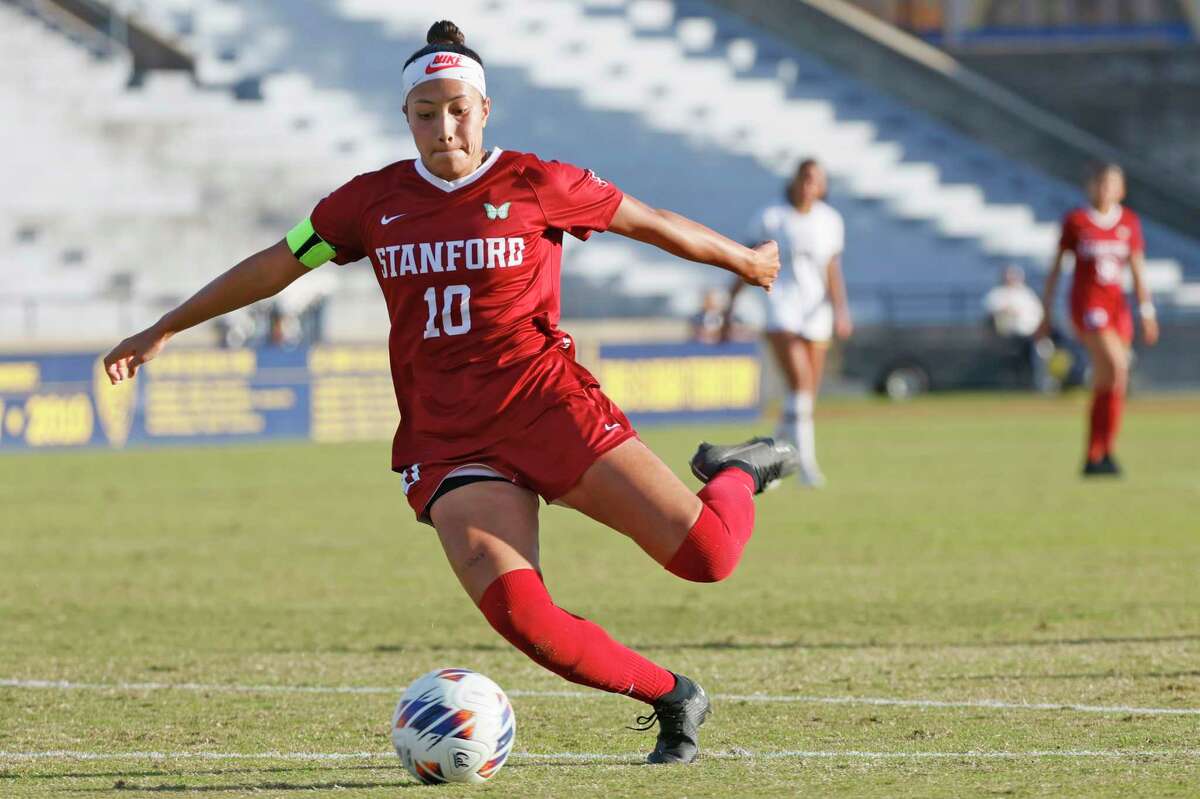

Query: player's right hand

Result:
[744,240,780,291]
[103,325,171,384]
[1142,317,1159,346]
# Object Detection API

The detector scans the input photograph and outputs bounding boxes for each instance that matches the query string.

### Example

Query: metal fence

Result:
[3,287,1198,345]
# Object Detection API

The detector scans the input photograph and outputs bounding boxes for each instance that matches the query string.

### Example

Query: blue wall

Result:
[0,343,761,452]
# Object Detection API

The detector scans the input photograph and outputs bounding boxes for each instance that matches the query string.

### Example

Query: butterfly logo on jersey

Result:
[483,202,511,221]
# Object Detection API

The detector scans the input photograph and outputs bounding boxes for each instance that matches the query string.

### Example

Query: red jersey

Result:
[308,148,624,469]
[1059,205,1143,312]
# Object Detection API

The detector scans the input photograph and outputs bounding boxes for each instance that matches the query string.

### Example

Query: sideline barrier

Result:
[597,342,760,425]
[0,343,760,452]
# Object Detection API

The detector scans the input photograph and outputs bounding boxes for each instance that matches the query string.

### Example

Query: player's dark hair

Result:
[403,20,484,70]
[1086,161,1124,184]
[795,158,820,177]
[785,158,824,203]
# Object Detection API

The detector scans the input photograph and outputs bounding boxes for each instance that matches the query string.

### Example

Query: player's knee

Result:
[1112,362,1129,389]
[665,547,739,583]
[496,599,555,652]
[478,570,576,666]
[696,557,739,583]
[1096,367,1125,392]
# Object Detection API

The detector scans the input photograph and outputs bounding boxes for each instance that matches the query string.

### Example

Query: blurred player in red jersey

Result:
[1038,163,1159,476]
[103,21,797,765]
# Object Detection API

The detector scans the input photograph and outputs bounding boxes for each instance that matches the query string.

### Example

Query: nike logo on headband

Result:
[425,54,464,74]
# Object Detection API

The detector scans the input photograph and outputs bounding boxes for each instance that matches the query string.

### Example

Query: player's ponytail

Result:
[426,20,466,47]
[403,20,484,70]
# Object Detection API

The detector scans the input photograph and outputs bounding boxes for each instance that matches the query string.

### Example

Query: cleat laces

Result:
[628,702,687,733]
[627,711,659,732]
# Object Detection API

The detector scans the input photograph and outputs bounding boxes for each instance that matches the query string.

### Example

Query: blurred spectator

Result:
[983,265,1042,337]
[691,289,726,344]
[984,265,1059,392]
[267,303,302,348]
[691,288,751,343]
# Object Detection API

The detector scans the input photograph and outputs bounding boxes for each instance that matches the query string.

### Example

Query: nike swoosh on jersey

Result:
[424,63,462,74]
[380,213,406,225]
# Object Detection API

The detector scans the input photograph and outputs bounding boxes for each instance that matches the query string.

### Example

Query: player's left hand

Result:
[1142,317,1159,346]
[835,310,853,340]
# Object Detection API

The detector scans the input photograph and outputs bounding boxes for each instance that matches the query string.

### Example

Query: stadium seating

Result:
[0,1,403,341]
[327,0,1200,319]
[5,0,1199,342]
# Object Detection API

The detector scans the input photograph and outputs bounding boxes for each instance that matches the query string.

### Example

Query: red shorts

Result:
[396,385,638,523]
[1071,294,1132,343]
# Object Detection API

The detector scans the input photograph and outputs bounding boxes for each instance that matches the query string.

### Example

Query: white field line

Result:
[1,748,1198,764]
[3,678,1199,717]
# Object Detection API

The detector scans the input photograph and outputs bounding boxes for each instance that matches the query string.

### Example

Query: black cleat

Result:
[1083,454,1121,477]
[690,436,798,494]
[633,673,711,764]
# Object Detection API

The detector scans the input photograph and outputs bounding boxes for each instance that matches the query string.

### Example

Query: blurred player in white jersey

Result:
[727,159,852,486]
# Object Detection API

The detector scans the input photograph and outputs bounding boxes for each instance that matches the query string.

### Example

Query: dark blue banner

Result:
[596,342,761,425]
[0,342,761,451]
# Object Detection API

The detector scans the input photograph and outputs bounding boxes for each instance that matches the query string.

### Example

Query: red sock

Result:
[665,468,756,583]
[1105,387,1124,455]
[478,569,675,704]
[1087,389,1113,462]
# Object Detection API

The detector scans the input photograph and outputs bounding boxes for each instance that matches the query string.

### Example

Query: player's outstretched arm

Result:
[103,240,310,384]
[1035,249,1065,339]
[608,195,780,290]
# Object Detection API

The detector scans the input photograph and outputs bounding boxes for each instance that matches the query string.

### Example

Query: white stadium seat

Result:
[4,0,1198,340]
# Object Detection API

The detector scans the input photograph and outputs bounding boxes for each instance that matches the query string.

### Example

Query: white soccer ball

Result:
[390,667,516,784]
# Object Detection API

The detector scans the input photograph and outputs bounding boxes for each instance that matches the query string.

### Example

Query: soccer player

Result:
[1038,162,1159,476]
[726,159,852,486]
[102,21,796,765]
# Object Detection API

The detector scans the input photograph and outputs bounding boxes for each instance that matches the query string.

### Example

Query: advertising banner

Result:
[0,342,760,452]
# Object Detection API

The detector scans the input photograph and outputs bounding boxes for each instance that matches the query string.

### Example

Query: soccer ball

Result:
[390,667,516,784]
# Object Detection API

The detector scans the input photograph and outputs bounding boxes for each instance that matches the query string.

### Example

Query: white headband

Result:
[402,50,487,100]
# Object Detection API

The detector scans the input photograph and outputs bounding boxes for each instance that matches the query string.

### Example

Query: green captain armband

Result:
[286,217,337,269]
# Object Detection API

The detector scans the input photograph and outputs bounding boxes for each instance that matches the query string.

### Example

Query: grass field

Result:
[2,392,1198,797]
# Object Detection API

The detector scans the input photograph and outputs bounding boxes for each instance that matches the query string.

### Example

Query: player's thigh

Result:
[1080,331,1121,389]
[429,481,541,605]
[1096,328,1130,385]
[800,338,829,389]
[558,437,703,566]
[765,331,813,392]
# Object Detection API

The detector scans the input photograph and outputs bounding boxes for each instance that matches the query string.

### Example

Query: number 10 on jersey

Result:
[423,285,472,339]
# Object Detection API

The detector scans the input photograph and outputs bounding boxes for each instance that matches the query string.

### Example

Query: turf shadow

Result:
[8,764,384,781]
[81,777,418,792]
[627,633,1200,653]
[929,669,1200,683]
[367,633,1200,656]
